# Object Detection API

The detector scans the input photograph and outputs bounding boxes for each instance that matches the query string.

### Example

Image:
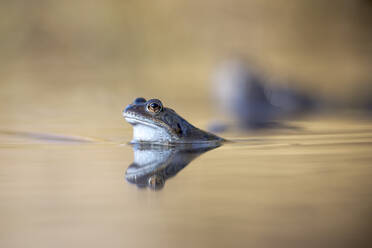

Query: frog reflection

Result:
[125,143,220,190]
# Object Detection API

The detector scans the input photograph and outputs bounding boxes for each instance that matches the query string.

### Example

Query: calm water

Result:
[0,114,371,248]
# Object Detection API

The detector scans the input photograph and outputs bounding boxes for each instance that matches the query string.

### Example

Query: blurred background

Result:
[1,1,372,248]
[1,0,372,135]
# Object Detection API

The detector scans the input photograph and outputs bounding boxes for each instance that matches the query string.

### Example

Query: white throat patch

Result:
[132,124,173,143]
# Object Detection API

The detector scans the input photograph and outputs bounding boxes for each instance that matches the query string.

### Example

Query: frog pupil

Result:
[151,103,158,109]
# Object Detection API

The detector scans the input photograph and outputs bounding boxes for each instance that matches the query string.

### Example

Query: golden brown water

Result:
[1,110,372,248]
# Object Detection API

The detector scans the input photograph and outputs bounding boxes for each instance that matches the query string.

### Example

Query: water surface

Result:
[1,115,371,248]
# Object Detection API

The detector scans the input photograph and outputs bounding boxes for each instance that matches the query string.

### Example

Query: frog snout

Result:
[123,104,133,114]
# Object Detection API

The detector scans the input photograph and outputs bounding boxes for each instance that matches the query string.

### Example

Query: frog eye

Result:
[146,99,163,113]
[133,97,146,104]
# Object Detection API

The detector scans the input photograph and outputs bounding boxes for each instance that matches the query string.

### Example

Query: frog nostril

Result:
[124,104,132,113]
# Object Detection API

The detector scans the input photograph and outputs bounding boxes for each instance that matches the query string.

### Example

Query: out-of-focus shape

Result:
[211,59,317,130]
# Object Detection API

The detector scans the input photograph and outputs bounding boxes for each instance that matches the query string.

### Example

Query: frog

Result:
[122,97,225,144]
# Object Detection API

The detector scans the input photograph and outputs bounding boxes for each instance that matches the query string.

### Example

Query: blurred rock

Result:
[211,60,317,129]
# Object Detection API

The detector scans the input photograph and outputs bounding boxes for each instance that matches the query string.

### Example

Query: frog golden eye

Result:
[146,100,163,113]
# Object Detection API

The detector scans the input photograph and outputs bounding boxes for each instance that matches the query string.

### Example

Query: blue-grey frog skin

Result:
[123,97,225,144]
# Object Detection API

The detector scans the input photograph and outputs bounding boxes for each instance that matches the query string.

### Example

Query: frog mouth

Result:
[124,115,159,128]
[123,111,179,142]
[123,111,162,128]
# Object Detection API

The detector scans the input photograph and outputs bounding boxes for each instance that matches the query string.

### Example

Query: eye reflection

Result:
[147,175,165,190]
[125,143,220,191]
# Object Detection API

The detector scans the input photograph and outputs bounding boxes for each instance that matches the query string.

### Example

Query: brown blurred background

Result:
[1,0,372,132]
